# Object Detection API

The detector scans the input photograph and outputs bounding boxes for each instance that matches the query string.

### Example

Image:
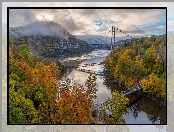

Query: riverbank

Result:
[104,75,166,108]
[59,49,166,124]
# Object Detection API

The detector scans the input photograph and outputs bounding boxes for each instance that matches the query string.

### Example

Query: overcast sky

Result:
[2,2,170,39]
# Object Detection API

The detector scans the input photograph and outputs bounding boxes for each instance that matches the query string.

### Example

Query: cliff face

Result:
[9,21,93,57]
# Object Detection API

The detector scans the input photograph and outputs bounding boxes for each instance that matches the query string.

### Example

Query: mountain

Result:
[156,34,166,38]
[9,21,93,57]
[9,21,71,40]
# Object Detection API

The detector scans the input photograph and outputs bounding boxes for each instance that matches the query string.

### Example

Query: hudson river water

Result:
[60,49,166,124]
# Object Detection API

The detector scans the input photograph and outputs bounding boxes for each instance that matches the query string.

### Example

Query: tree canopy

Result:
[103,36,166,100]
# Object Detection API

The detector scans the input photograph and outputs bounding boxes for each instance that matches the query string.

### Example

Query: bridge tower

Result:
[111,37,112,50]
[111,26,116,50]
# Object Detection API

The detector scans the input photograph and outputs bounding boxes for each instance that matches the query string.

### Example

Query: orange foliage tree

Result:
[51,84,95,124]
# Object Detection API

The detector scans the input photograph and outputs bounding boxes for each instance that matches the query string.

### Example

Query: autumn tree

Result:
[141,73,166,100]
[9,41,61,124]
[101,91,129,124]
[51,84,95,124]
[103,36,166,100]
[9,88,39,124]
[19,44,35,67]
[85,73,98,100]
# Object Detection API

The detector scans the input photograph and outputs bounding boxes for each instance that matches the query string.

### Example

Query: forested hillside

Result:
[9,39,129,124]
[9,39,94,124]
[9,21,93,58]
[103,36,166,100]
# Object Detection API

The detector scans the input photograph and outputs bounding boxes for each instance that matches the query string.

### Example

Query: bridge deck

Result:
[76,64,143,96]
[75,68,104,76]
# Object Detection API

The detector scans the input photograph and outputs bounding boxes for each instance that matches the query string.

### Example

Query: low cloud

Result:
[8,7,166,41]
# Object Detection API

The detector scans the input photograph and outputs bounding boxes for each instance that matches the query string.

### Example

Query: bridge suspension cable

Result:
[93,26,134,44]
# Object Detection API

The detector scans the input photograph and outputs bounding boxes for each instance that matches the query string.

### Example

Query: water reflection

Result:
[61,49,166,124]
[128,96,167,124]
[104,77,166,124]
[67,69,112,103]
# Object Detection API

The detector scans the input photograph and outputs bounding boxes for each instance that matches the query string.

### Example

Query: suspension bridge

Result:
[90,26,134,50]
[89,43,114,50]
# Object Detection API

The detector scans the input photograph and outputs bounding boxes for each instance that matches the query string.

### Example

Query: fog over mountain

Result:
[6,20,166,45]
[9,21,71,41]
[8,21,94,57]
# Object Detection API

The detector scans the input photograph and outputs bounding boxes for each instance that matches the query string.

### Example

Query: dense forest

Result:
[8,35,167,124]
[9,39,129,124]
[10,35,93,58]
[103,36,166,101]
[9,21,94,58]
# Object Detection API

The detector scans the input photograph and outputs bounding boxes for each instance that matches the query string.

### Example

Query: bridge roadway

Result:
[75,68,104,76]
[90,43,113,48]
[73,62,104,75]
[74,62,143,96]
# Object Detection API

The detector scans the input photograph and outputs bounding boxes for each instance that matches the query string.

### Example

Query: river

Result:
[59,49,166,124]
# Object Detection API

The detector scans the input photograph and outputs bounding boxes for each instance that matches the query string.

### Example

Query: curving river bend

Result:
[59,49,166,124]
